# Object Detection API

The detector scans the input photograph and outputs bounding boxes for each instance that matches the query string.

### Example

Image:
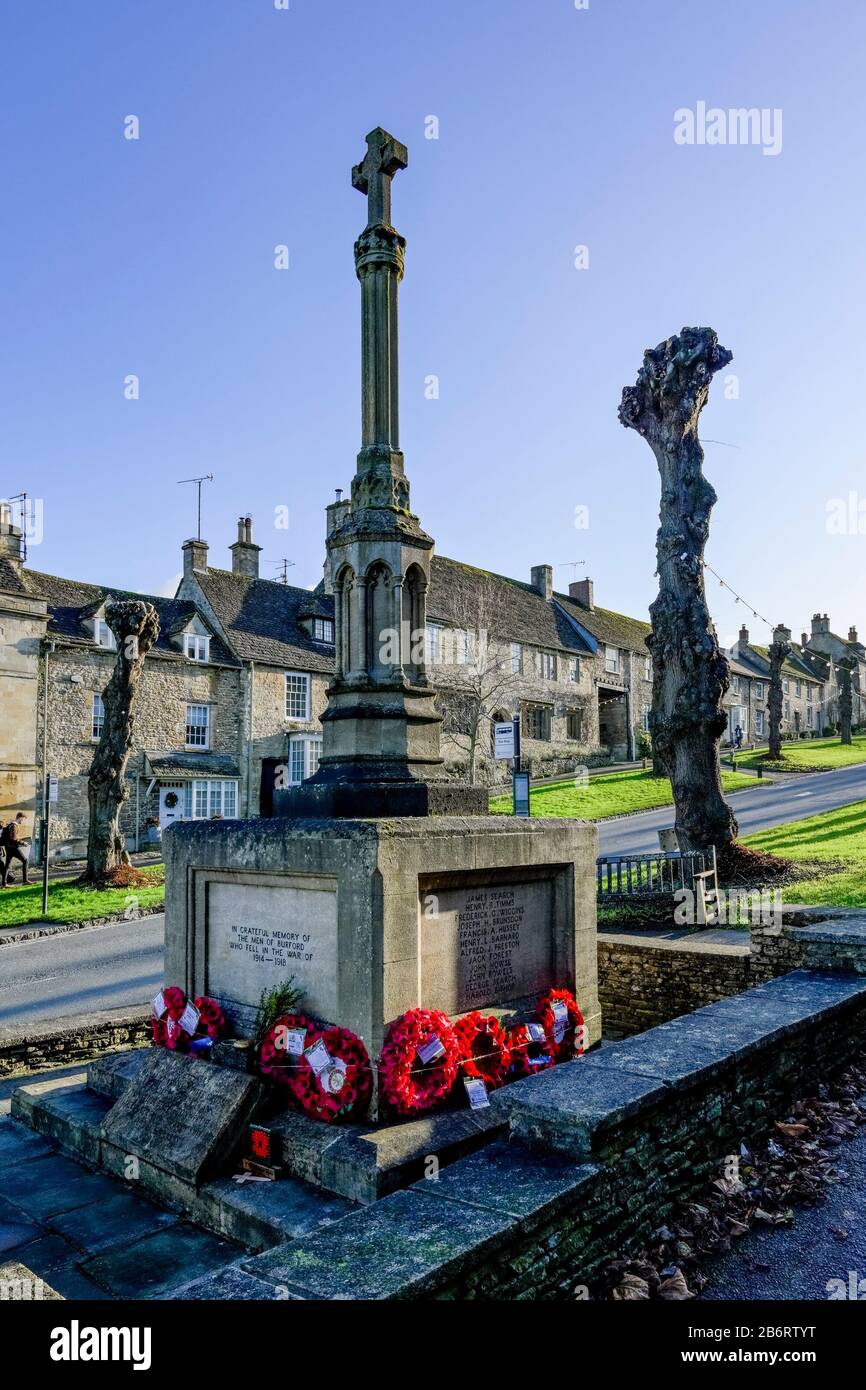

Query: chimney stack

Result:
[0,502,24,569]
[849,626,859,644]
[531,564,553,602]
[569,577,594,611]
[738,624,749,646]
[182,536,209,578]
[801,632,809,649]
[230,514,261,579]
[773,623,792,646]
[811,612,830,637]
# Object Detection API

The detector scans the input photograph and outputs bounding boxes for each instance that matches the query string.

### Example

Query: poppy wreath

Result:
[151,986,226,1053]
[453,1011,512,1090]
[378,1007,460,1117]
[535,987,585,1063]
[256,1012,316,1087]
[287,1024,373,1124]
[506,1021,555,1080]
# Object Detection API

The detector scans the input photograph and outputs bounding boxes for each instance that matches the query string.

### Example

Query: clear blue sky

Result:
[2,0,865,649]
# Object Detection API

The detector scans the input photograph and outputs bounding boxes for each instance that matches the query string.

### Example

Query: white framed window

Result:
[288,734,322,785]
[312,618,334,643]
[795,680,802,697]
[807,706,814,728]
[807,684,813,703]
[536,650,556,680]
[285,672,311,720]
[182,779,237,819]
[755,711,765,736]
[784,700,790,720]
[185,703,210,749]
[604,645,619,674]
[732,676,740,694]
[454,629,476,665]
[641,705,651,732]
[185,634,210,663]
[94,618,116,650]
[755,681,764,701]
[783,679,789,694]
[426,623,442,665]
[91,693,105,740]
[644,656,652,681]
[567,655,579,683]
[510,643,523,675]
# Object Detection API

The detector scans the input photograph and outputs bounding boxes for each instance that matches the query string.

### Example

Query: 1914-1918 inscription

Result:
[206,880,338,1029]
[420,878,553,1014]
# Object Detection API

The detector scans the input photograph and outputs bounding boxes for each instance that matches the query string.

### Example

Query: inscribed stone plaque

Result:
[101,1050,263,1186]
[206,879,338,1025]
[420,878,554,1014]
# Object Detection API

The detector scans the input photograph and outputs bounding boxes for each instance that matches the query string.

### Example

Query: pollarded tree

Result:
[619,327,737,853]
[84,599,160,883]
[767,632,791,761]
[839,657,855,746]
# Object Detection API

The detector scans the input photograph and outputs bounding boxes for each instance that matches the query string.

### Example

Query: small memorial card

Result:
[463,1077,490,1110]
[178,1002,201,1036]
[151,990,166,1020]
[283,1028,307,1056]
[417,1034,445,1065]
[551,1000,569,1042]
[323,1058,347,1095]
[527,1022,546,1043]
[305,1039,333,1077]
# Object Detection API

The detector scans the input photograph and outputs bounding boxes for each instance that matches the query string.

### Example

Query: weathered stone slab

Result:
[1,1153,118,1221]
[101,1050,264,1187]
[209,1173,354,1250]
[165,1264,291,1301]
[491,1058,667,1157]
[81,1221,240,1300]
[0,1261,64,1300]
[206,876,338,1032]
[88,1048,147,1100]
[243,1187,514,1300]
[49,1191,178,1256]
[412,1138,598,1228]
[420,876,554,1013]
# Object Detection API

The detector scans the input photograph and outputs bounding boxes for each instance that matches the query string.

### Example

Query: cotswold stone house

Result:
[720,620,851,743]
[0,504,657,854]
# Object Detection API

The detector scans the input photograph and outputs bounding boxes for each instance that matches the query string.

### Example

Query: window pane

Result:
[286,674,309,719]
[223,781,237,816]
[195,780,208,817]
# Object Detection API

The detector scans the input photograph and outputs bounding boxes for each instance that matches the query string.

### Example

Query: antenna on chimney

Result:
[270,559,296,585]
[177,474,214,540]
[557,561,586,579]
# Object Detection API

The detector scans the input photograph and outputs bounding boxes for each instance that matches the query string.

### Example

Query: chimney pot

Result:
[849,626,859,644]
[230,514,261,579]
[738,624,749,645]
[531,565,554,602]
[182,537,209,578]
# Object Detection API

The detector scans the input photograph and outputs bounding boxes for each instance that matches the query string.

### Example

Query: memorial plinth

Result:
[163,814,601,1078]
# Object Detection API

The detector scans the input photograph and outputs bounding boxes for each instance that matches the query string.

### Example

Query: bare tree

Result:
[839,658,855,745]
[84,599,160,883]
[619,327,737,853]
[436,579,526,785]
[767,633,790,761]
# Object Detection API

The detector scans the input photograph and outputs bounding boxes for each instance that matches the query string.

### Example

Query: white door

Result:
[159,784,184,830]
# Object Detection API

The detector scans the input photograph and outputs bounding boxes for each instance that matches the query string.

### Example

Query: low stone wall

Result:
[238,970,866,1299]
[0,1008,150,1079]
[597,931,751,1036]
[751,916,866,983]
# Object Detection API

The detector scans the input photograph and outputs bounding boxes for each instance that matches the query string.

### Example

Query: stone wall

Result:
[0,1008,150,1079]
[245,664,330,815]
[597,931,752,1037]
[0,587,47,821]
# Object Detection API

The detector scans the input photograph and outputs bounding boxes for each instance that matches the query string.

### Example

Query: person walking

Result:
[734,725,743,750]
[1,813,30,886]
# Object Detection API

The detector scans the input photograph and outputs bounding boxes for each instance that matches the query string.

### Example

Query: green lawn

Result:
[736,733,866,773]
[0,865,165,928]
[744,802,866,907]
[489,768,757,820]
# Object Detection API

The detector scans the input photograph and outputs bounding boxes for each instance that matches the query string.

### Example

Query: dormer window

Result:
[94,619,116,650]
[185,634,210,663]
[312,618,334,643]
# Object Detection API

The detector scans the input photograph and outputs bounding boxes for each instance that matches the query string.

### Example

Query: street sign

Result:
[513,770,530,816]
[493,721,515,759]
[47,773,58,805]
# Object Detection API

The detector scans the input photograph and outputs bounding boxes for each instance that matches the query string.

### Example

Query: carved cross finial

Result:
[352,127,408,227]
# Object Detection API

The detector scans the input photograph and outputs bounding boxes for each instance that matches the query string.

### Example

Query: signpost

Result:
[494,715,529,816]
[41,772,57,916]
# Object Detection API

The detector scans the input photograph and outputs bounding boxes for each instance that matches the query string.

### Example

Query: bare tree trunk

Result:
[839,660,854,745]
[84,600,160,883]
[767,638,790,760]
[619,327,737,853]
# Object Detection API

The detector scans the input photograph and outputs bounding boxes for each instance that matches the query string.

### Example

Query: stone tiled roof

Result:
[144,752,241,779]
[427,556,651,657]
[19,570,239,667]
[192,567,336,673]
[0,557,31,595]
[744,642,818,682]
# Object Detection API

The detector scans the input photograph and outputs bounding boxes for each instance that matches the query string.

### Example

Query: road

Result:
[1,763,865,1028]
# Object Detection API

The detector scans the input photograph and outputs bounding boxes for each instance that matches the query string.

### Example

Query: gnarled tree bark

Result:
[767,636,790,761]
[839,659,854,745]
[619,327,737,853]
[84,600,160,883]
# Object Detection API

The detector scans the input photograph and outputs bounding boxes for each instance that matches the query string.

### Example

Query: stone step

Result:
[88,1049,147,1100]
[11,1073,110,1167]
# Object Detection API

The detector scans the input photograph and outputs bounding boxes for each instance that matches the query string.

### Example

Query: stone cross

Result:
[352,127,408,227]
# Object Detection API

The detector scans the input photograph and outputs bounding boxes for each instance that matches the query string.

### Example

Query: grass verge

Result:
[0,865,166,928]
[490,768,757,820]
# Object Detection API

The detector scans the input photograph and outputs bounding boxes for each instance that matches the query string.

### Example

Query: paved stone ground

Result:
[702,1110,866,1301]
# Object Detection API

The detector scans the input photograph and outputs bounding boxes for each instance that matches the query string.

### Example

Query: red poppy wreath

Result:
[378,1007,460,1116]
[535,987,585,1063]
[453,1011,512,1090]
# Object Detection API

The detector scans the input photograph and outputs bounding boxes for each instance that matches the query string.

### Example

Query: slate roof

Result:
[427,556,651,657]
[742,642,818,683]
[14,569,239,667]
[144,752,241,779]
[192,566,336,673]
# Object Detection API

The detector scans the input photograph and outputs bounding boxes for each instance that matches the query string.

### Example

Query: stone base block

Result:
[274,777,489,818]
